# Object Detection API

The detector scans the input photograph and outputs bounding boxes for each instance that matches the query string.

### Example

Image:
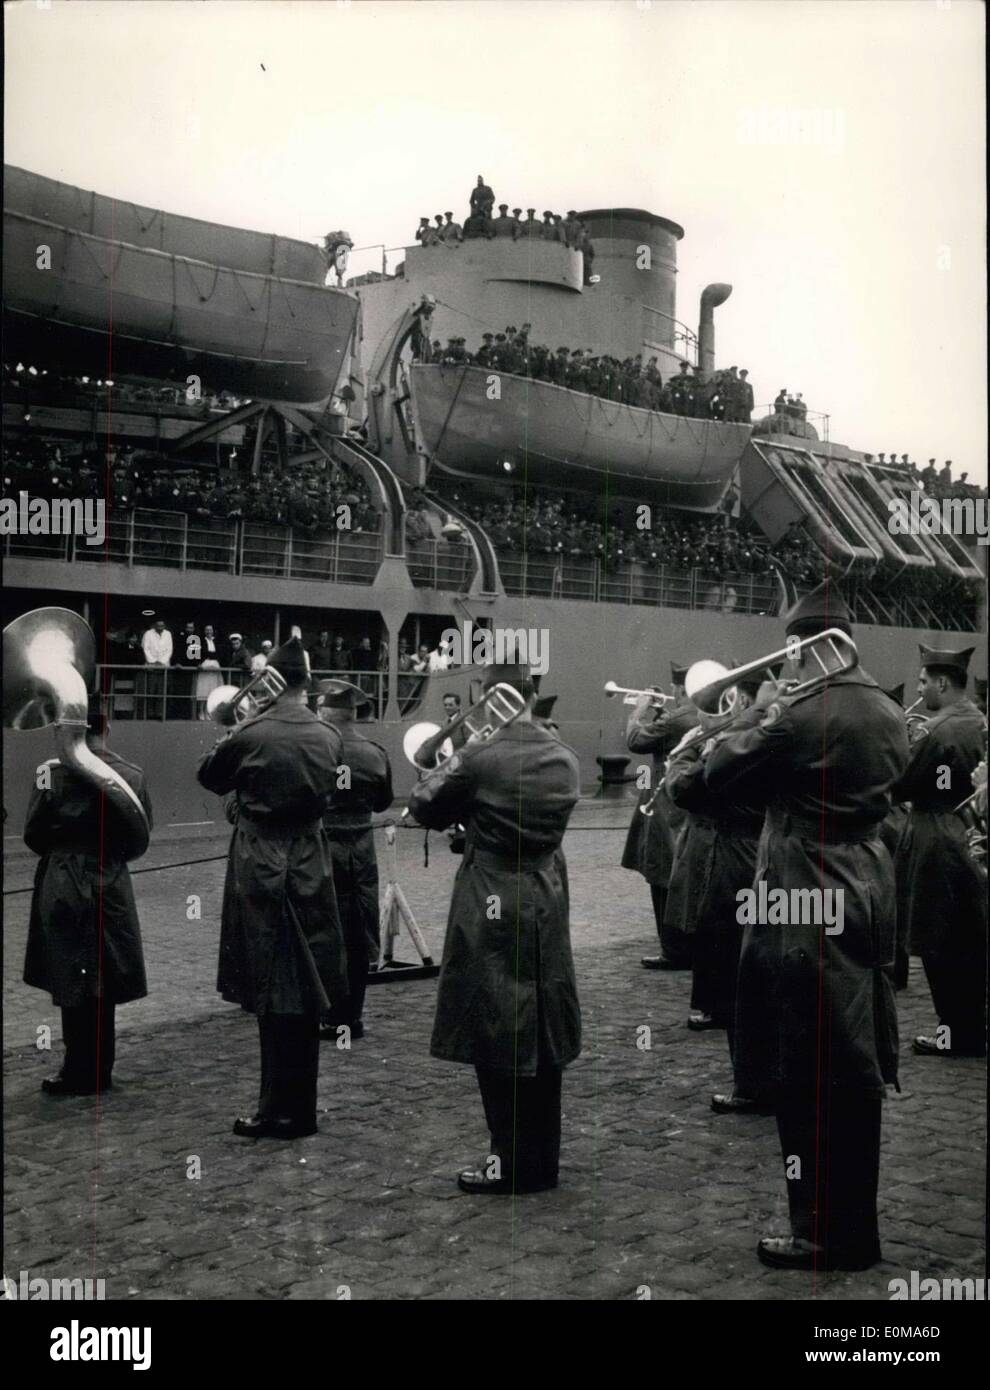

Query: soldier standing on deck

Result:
[24,692,152,1096]
[407,662,581,1194]
[699,584,909,1270]
[316,679,393,1042]
[197,636,348,1140]
[621,663,697,970]
[469,175,495,219]
[893,645,987,1058]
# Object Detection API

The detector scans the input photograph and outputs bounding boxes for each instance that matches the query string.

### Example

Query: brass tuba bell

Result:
[3,607,150,861]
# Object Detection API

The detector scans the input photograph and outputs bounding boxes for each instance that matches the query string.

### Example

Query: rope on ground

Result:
[2,820,633,894]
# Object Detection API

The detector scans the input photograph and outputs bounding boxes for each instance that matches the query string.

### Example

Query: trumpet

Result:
[687,629,858,714]
[604,681,675,709]
[205,665,288,726]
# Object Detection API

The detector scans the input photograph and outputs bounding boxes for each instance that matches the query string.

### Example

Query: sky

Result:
[4,0,986,479]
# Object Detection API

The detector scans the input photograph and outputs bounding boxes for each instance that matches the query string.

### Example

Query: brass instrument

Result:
[2,607,150,861]
[206,665,288,726]
[604,681,675,709]
[640,630,859,818]
[903,697,929,740]
[687,629,858,714]
[402,682,527,772]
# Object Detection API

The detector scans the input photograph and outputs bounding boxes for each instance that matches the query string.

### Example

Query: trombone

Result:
[402,682,527,773]
[205,665,288,726]
[686,629,858,714]
[639,629,860,817]
[903,697,929,739]
[603,681,675,709]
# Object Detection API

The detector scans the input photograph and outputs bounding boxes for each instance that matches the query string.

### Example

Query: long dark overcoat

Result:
[892,700,986,957]
[702,671,909,1099]
[23,750,152,1007]
[198,703,348,1016]
[408,721,581,1075]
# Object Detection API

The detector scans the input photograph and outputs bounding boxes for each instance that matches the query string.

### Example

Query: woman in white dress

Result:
[195,624,223,719]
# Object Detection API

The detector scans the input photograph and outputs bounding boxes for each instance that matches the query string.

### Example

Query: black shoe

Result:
[913,1034,986,1058]
[641,955,691,971]
[757,1236,879,1272]
[711,1092,775,1116]
[319,1018,364,1042]
[41,1075,111,1096]
[232,1115,317,1140]
[687,1012,723,1032]
[456,1168,558,1196]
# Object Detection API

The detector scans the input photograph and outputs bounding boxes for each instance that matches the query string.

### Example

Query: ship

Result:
[2,170,985,832]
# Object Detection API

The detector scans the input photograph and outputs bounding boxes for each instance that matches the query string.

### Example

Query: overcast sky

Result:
[4,0,986,479]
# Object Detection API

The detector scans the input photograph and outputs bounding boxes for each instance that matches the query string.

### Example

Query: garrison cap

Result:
[919,644,975,676]
[481,660,530,692]
[266,635,309,688]
[783,582,853,638]
[317,678,371,709]
[883,683,905,706]
[670,662,689,686]
[533,694,558,720]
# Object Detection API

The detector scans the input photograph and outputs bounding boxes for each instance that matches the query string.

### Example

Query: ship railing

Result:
[407,538,476,592]
[755,403,831,441]
[94,664,388,722]
[497,552,781,616]
[642,306,699,364]
[2,506,384,585]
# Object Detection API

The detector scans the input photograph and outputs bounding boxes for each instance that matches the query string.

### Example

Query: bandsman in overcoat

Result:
[892,645,986,1058]
[197,637,348,1140]
[621,663,696,968]
[665,671,777,1106]
[700,584,909,1270]
[407,663,581,1195]
[316,680,394,1041]
[24,692,152,1095]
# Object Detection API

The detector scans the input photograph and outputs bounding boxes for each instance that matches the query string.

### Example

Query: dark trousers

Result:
[649,884,667,945]
[775,1088,883,1266]
[921,946,987,1054]
[653,883,693,966]
[474,1059,563,1186]
[61,997,116,1088]
[257,1014,320,1126]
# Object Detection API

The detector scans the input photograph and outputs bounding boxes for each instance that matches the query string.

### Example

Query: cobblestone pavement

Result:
[3,804,985,1301]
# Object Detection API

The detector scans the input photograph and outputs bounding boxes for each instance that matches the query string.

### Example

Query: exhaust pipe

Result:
[697,283,733,381]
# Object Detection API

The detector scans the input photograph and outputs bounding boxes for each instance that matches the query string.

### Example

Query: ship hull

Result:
[3,211,358,403]
[409,364,751,508]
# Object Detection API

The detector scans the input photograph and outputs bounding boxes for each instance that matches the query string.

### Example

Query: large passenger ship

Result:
[2,168,985,831]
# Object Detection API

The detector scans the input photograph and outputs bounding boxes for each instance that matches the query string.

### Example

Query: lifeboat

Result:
[407,363,751,510]
[2,169,358,404]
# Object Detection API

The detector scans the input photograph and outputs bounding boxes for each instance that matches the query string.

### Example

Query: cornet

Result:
[603,681,675,709]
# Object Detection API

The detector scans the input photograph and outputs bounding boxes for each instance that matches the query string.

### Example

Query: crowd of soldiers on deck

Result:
[423,324,754,421]
[3,440,379,538]
[414,177,597,282]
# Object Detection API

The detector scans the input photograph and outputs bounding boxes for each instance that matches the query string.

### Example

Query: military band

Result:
[16,593,986,1275]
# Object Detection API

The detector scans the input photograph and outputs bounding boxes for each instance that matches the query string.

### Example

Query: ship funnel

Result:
[698,283,733,381]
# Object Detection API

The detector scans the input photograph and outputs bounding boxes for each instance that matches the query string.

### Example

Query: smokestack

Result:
[698,283,733,381]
